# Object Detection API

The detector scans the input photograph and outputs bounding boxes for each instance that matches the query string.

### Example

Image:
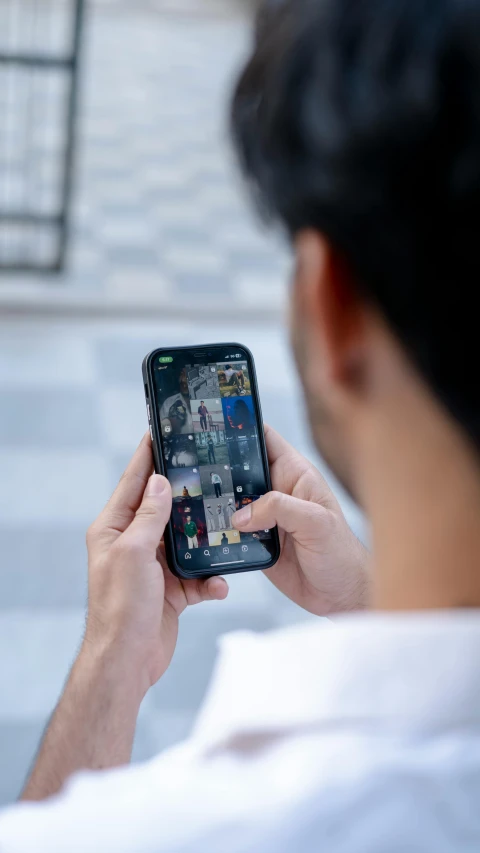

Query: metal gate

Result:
[0,0,85,272]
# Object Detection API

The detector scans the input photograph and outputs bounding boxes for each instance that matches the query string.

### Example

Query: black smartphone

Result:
[142,343,280,579]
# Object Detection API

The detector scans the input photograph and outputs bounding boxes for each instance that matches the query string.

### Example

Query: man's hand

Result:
[22,433,228,801]
[233,426,369,615]
[85,432,228,694]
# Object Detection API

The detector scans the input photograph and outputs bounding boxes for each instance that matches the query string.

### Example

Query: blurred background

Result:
[0,0,364,805]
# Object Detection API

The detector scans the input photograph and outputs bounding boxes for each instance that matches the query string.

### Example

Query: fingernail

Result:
[232,505,251,527]
[146,474,167,497]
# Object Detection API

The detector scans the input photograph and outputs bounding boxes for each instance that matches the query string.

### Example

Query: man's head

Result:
[186,515,191,523]
[201,401,205,405]
[232,0,480,502]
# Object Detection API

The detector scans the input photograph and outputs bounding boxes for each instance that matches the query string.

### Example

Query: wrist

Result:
[78,632,149,707]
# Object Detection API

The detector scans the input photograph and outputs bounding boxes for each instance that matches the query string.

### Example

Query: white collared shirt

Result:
[1,612,480,852]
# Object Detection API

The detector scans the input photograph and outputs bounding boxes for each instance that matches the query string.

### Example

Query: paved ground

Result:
[0,0,289,316]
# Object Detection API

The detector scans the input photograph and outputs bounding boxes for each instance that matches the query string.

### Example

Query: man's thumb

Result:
[123,474,172,551]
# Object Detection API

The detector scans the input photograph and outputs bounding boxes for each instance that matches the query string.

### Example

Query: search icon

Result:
[204,549,210,556]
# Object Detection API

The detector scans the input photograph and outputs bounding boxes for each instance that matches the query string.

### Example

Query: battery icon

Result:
[159,356,173,363]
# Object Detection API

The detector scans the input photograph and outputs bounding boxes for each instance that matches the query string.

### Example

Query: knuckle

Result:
[264,491,282,511]
[136,501,159,521]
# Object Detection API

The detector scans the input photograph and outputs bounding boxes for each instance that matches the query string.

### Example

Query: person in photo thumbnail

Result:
[207,435,216,464]
[182,487,191,498]
[211,471,222,498]
[183,515,199,549]
[200,463,234,498]
[226,498,235,526]
[221,532,228,546]
[197,401,209,432]
[195,432,229,466]
[205,504,215,532]
[236,368,246,392]
[216,504,226,530]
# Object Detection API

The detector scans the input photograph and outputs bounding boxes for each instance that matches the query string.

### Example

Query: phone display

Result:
[143,344,280,578]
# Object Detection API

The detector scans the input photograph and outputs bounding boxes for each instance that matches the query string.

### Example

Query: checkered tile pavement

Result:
[0,315,365,805]
[0,0,290,314]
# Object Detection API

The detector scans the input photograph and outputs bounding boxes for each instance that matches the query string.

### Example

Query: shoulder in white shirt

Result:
[1,613,480,853]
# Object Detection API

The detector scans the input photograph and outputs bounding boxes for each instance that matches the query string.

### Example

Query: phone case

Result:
[142,343,280,580]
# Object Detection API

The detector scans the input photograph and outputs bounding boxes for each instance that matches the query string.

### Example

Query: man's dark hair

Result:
[232,0,480,443]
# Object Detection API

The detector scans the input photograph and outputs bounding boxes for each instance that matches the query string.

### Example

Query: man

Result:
[210,470,222,498]
[207,434,216,464]
[183,515,198,549]
[197,401,209,432]
[205,503,215,532]
[1,1,480,850]
[223,364,236,384]
[216,503,226,530]
[225,497,235,528]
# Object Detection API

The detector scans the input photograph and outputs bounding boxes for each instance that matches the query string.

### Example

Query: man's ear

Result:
[294,229,365,388]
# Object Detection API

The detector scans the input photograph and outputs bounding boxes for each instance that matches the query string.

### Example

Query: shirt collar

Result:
[192,611,480,752]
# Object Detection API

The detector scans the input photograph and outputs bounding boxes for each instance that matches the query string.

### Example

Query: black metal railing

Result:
[0,0,85,272]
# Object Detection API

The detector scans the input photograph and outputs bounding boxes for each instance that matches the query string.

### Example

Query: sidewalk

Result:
[0,0,289,319]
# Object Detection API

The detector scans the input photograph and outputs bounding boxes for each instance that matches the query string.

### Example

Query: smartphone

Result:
[142,343,280,579]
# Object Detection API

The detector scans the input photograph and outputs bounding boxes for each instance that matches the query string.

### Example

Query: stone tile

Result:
[235,273,289,310]
[0,327,96,387]
[164,246,226,275]
[105,270,172,302]
[104,245,160,267]
[174,271,230,294]
[0,388,101,448]
[157,224,212,245]
[0,451,110,524]
[0,609,86,721]
[99,218,157,246]
[0,526,88,609]
[0,722,46,806]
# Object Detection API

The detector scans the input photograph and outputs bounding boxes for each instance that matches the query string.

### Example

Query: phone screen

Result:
[148,345,278,574]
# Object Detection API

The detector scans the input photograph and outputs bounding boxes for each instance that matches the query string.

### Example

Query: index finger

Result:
[264,423,310,467]
[91,432,154,544]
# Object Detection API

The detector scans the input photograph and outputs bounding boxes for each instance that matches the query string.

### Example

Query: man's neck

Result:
[361,399,480,611]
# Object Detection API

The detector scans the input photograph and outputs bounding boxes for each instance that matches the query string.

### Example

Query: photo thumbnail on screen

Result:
[218,361,251,397]
[195,430,229,466]
[172,500,208,551]
[192,398,224,434]
[164,434,198,469]
[208,529,241,547]
[204,496,236,532]
[199,464,234,499]
[222,395,256,435]
[169,466,203,502]
[186,363,220,400]
[155,362,193,437]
